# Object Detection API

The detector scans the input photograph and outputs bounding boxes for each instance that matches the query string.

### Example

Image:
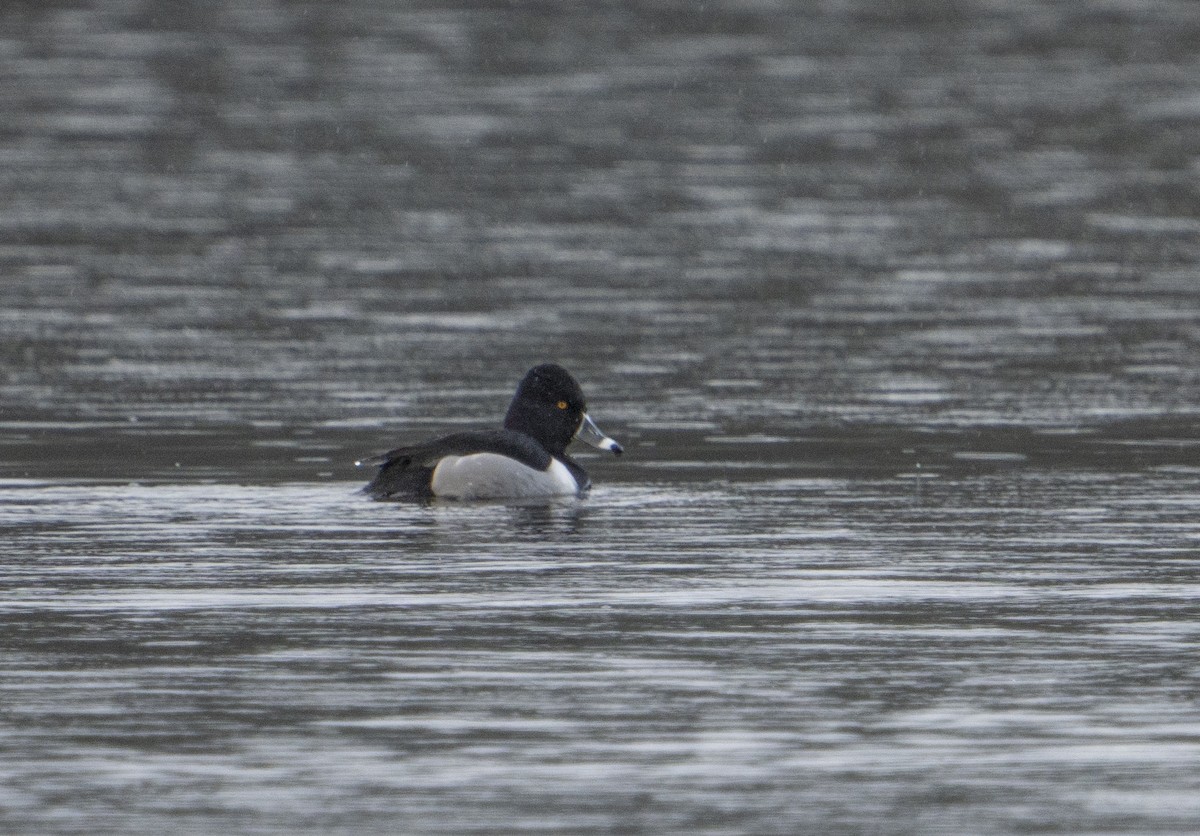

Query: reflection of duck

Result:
[359,364,622,501]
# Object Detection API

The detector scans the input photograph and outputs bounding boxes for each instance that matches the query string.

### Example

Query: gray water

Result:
[4,1,1200,833]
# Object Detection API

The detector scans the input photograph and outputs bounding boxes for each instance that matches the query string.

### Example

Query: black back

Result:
[361,430,554,500]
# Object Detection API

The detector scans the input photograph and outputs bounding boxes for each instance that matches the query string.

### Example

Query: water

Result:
[4,1,1200,833]
[5,472,1200,833]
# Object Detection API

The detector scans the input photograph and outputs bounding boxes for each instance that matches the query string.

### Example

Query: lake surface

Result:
[4,1,1200,833]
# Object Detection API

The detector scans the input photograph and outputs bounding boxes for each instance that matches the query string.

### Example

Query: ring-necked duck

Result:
[359,363,623,501]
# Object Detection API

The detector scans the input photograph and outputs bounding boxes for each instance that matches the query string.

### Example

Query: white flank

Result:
[430,453,578,500]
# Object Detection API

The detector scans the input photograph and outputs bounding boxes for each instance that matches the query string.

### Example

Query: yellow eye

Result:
[556,400,569,410]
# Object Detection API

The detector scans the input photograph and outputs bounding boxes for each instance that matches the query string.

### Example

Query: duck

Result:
[358,363,623,501]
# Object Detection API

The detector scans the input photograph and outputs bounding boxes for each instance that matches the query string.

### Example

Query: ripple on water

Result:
[6,0,1200,831]
[3,465,1200,833]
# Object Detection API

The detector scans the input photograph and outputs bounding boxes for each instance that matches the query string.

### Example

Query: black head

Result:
[503,363,588,455]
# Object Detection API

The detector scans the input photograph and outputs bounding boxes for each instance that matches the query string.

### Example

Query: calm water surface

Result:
[4,1,1200,833]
